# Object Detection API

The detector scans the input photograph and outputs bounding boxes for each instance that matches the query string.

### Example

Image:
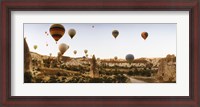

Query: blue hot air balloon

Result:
[125,54,134,63]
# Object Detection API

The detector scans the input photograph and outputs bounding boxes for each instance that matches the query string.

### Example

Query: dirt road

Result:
[124,75,146,83]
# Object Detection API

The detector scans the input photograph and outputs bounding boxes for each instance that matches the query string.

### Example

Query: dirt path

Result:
[129,77,146,83]
[124,75,146,83]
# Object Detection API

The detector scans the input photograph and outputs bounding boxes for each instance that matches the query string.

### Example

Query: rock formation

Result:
[90,55,99,78]
[24,38,32,82]
[156,54,176,82]
[24,38,31,72]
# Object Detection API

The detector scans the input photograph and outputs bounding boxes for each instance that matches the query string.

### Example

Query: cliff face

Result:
[24,39,33,83]
[24,38,31,72]
[156,55,176,82]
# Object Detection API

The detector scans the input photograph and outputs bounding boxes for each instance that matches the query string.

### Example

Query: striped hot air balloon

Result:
[49,24,65,43]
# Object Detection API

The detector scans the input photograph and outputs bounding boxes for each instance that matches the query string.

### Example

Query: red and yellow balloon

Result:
[49,24,65,43]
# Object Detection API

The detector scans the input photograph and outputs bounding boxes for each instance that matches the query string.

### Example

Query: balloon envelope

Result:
[114,56,118,60]
[49,24,65,42]
[86,54,88,57]
[84,49,88,54]
[141,32,148,40]
[73,50,77,55]
[59,43,69,54]
[33,45,37,50]
[68,29,76,39]
[125,54,134,63]
[112,30,119,38]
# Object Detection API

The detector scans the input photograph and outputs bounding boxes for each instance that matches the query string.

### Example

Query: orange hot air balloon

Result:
[112,30,119,39]
[68,29,76,39]
[141,32,148,40]
[49,24,65,43]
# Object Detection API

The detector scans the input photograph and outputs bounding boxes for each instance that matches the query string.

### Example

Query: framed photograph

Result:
[1,0,199,107]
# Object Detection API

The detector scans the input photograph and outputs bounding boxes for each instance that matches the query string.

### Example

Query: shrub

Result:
[127,70,134,76]
[35,78,42,83]
[56,72,61,76]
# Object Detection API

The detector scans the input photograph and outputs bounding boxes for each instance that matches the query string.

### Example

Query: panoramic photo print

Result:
[24,23,176,83]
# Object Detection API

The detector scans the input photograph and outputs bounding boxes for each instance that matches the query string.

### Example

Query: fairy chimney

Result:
[90,55,99,78]
[156,54,176,82]
[24,38,31,72]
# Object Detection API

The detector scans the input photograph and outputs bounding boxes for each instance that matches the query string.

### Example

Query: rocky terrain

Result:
[24,39,176,83]
[156,54,176,82]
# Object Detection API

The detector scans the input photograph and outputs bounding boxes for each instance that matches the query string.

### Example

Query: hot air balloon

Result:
[73,50,77,55]
[114,56,118,60]
[33,45,37,50]
[125,54,134,63]
[46,43,48,46]
[68,29,76,39]
[49,53,52,57]
[49,24,65,43]
[86,54,88,57]
[112,30,119,39]
[84,49,88,54]
[141,32,148,40]
[59,43,69,55]
[45,31,49,36]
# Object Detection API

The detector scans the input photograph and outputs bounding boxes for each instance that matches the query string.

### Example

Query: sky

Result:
[24,23,176,59]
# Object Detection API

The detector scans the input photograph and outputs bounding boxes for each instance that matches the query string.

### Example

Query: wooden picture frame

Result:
[1,0,199,107]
